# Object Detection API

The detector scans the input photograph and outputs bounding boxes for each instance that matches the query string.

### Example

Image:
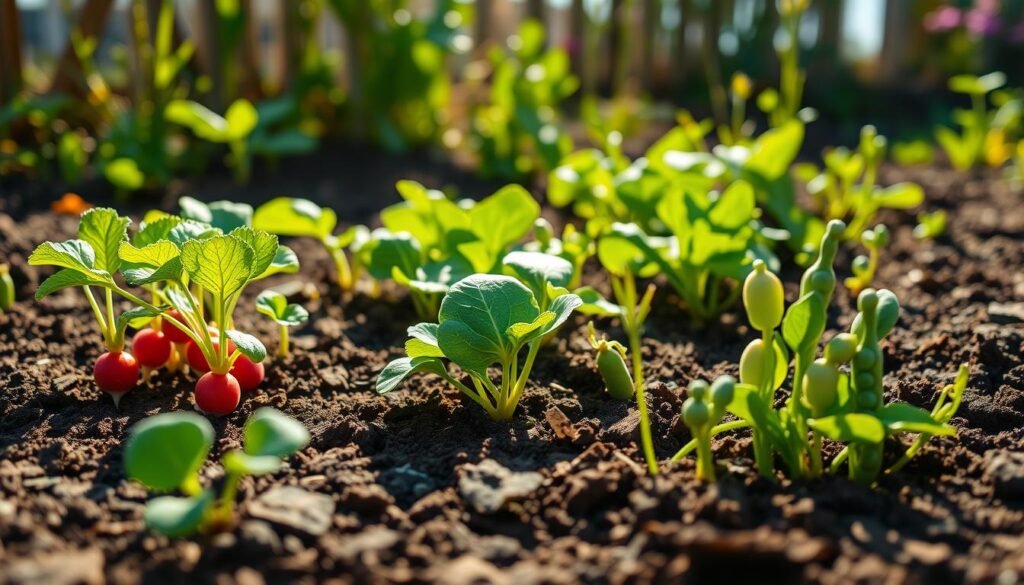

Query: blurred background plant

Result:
[1,0,1023,195]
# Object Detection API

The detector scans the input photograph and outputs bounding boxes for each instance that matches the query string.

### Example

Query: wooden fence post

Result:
[0,0,23,104]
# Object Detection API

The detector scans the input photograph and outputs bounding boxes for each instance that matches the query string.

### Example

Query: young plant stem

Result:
[671,420,751,461]
[753,327,776,479]
[329,246,353,291]
[82,286,112,348]
[885,433,932,476]
[696,428,715,481]
[615,272,659,476]
[277,324,289,358]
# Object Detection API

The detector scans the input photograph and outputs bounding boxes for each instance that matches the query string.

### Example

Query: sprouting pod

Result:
[0,263,13,311]
[743,259,784,332]
[595,341,634,401]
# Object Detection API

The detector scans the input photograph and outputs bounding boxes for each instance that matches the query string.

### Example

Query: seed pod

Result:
[802,358,838,415]
[739,338,785,390]
[688,379,709,402]
[0,264,13,311]
[710,376,735,409]
[824,333,857,364]
[596,343,634,401]
[682,398,710,428]
[743,260,784,331]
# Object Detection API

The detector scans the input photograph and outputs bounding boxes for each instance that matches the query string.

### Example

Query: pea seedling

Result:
[801,126,923,238]
[256,290,309,358]
[844,225,889,295]
[124,408,309,537]
[586,322,633,401]
[377,274,581,420]
[681,377,735,481]
[253,197,368,292]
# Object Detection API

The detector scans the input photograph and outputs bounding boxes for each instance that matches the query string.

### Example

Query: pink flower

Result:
[924,6,962,32]
[965,7,1002,37]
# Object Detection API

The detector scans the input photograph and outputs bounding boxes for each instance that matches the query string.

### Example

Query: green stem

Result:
[671,420,751,461]
[810,432,823,478]
[752,327,775,479]
[104,288,120,350]
[885,433,932,476]
[278,324,289,358]
[696,429,716,481]
[829,446,849,474]
[83,286,111,348]
[502,342,542,419]
[628,322,658,476]
[216,471,241,518]
[329,245,353,291]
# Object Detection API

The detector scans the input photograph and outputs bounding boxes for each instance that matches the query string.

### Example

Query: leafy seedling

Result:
[377,274,581,420]
[522,218,594,290]
[253,197,368,292]
[166,99,259,182]
[844,225,889,295]
[29,208,164,405]
[256,290,309,358]
[936,72,1006,170]
[124,408,309,537]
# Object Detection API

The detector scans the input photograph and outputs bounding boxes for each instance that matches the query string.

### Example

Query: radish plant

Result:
[253,197,368,292]
[29,208,163,405]
[256,290,309,358]
[376,274,581,420]
[124,408,309,537]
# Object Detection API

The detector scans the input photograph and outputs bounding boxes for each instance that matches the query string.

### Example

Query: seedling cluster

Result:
[30,199,305,414]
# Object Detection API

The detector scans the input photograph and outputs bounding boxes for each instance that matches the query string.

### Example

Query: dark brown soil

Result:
[1,153,1023,585]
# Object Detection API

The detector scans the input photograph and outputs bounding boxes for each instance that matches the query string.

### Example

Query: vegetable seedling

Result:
[166,99,259,183]
[377,274,582,421]
[593,225,660,474]
[935,72,1007,170]
[256,290,309,358]
[253,197,368,292]
[124,408,309,537]
[681,377,735,481]
[29,208,163,405]
[844,225,889,295]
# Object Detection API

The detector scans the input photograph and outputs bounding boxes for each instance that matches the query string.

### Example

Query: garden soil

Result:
[1,146,1022,584]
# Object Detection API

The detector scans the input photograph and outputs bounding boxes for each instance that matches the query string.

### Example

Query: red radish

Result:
[161,310,192,344]
[94,351,139,406]
[132,329,172,368]
[194,372,241,415]
[186,339,236,373]
[231,355,265,391]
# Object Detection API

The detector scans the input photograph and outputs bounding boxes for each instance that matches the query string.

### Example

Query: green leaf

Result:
[872,183,924,210]
[119,240,183,285]
[507,312,555,342]
[406,323,444,358]
[535,293,582,337]
[243,407,310,457]
[229,227,279,279]
[124,412,214,492]
[257,246,300,279]
[117,305,163,333]
[436,274,539,372]
[29,240,98,274]
[949,72,1005,95]
[574,286,622,317]
[144,491,214,537]
[224,99,258,140]
[222,450,283,475]
[225,330,267,363]
[808,413,885,444]
[180,197,254,233]
[105,158,145,191]
[168,220,221,247]
[255,290,309,326]
[782,292,826,353]
[468,185,540,256]
[133,215,184,247]
[878,403,956,436]
[502,251,573,302]
[36,269,111,299]
[78,208,130,273]
[376,356,449,394]
[366,230,422,281]
[180,235,255,300]
[708,181,755,230]
[744,120,804,180]
[253,197,337,239]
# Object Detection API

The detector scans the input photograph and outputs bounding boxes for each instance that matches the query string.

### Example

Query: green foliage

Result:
[361,182,540,320]
[253,197,368,292]
[682,377,735,481]
[800,126,923,238]
[125,408,309,537]
[935,72,1018,170]
[166,99,259,182]
[325,0,472,151]
[471,19,577,179]
[673,239,968,485]
[256,290,310,358]
[914,210,948,240]
[377,274,581,420]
